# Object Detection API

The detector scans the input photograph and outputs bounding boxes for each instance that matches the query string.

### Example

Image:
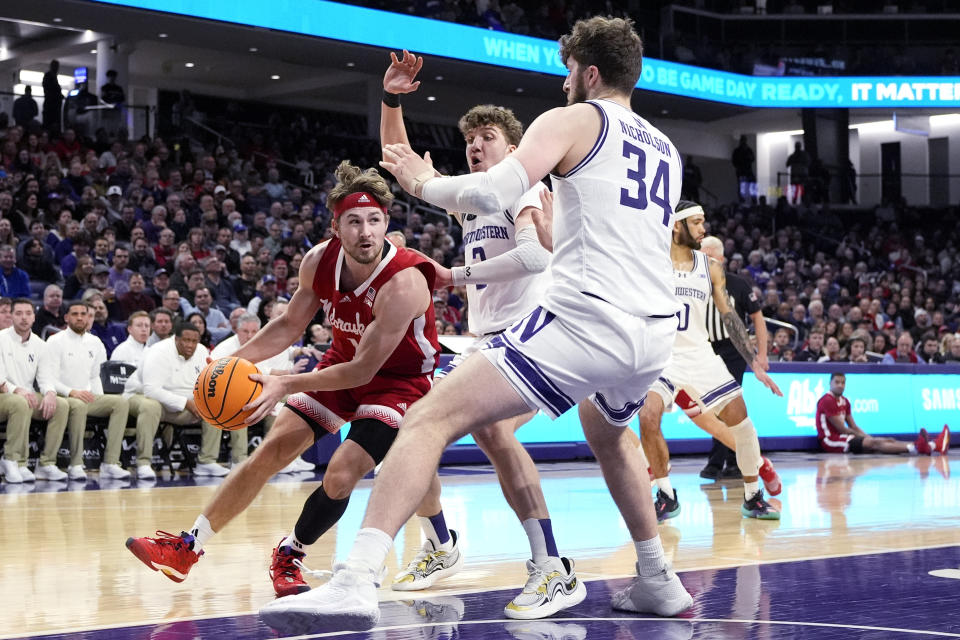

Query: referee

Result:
[699,236,769,479]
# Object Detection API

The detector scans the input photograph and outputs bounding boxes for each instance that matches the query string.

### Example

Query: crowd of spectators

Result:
[1,74,958,480]
[711,196,960,365]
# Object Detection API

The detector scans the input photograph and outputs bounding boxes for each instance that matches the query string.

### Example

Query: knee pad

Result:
[729,418,761,476]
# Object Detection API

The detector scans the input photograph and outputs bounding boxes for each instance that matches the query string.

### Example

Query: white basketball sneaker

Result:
[611,562,693,617]
[392,530,464,591]
[504,556,586,620]
[259,562,380,633]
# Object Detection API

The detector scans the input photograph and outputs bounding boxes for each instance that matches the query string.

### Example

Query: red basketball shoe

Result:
[934,425,950,455]
[915,429,933,456]
[270,540,311,598]
[758,457,782,496]
[126,531,203,583]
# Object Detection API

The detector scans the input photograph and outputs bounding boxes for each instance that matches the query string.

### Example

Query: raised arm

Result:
[380,103,595,215]
[380,50,422,152]
[242,266,431,423]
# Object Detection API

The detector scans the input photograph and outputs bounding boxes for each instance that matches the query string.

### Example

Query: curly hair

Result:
[327,160,394,212]
[559,16,644,95]
[458,105,524,147]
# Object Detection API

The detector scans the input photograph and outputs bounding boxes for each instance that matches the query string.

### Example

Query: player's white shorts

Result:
[481,296,677,426]
[435,334,495,380]
[649,347,741,413]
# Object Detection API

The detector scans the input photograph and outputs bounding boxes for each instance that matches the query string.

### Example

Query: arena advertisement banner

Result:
[90,0,960,109]
[440,368,959,445]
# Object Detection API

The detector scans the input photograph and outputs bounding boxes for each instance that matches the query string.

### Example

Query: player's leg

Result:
[394,356,469,592]
[473,413,586,619]
[637,390,680,522]
[259,353,532,626]
[87,394,131,478]
[861,436,916,455]
[272,420,389,597]
[580,399,692,617]
[715,397,779,520]
[691,409,781,495]
[392,471,465,591]
[125,407,316,582]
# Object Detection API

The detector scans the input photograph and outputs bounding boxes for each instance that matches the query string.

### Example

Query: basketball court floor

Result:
[2,451,958,639]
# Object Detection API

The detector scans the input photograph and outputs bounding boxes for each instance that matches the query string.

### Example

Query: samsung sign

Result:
[89,0,960,109]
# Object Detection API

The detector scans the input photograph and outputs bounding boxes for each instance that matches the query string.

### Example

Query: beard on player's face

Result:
[675,221,701,250]
[566,71,589,105]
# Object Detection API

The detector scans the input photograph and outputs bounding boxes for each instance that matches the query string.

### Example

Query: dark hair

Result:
[676,200,700,213]
[458,105,524,147]
[11,297,34,312]
[830,372,845,381]
[66,300,92,313]
[150,307,174,321]
[174,319,200,337]
[0,297,10,309]
[559,16,644,95]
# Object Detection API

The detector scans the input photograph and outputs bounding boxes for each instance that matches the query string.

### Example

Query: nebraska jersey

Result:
[311,238,439,376]
[815,393,850,442]
[672,250,713,354]
[461,186,550,335]
[548,99,680,318]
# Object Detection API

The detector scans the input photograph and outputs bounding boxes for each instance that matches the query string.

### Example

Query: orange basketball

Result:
[193,357,262,431]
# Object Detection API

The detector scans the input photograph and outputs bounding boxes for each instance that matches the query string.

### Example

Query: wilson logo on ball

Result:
[207,359,230,398]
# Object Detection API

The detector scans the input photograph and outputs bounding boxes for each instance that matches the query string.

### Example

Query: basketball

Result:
[193,357,263,431]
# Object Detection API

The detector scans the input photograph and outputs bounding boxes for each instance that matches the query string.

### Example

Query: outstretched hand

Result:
[380,144,435,197]
[384,50,423,95]
[754,368,783,397]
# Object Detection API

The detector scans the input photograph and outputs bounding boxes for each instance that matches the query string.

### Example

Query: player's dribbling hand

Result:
[380,144,435,196]
[755,370,783,396]
[384,50,423,94]
[243,373,284,424]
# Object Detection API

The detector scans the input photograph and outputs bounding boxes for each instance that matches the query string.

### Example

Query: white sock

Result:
[521,518,550,563]
[907,443,917,455]
[634,535,668,577]
[729,418,762,477]
[744,480,760,500]
[189,514,215,551]
[345,527,394,575]
[655,477,674,499]
[281,531,306,553]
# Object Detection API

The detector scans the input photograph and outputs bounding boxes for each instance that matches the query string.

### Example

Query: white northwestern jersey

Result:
[548,99,680,318]
[672,249,713,353]
[462,186,550,335]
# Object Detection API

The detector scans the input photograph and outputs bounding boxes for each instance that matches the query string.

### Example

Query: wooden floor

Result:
[1,452,958,639]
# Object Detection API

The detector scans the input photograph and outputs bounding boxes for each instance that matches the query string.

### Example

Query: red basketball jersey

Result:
[311,238,440,377]
[815,392,850,442]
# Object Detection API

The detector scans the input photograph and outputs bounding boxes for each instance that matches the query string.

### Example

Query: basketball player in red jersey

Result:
[125,161,441,595]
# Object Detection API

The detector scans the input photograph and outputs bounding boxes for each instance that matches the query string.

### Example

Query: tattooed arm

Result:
[708,258,783,396]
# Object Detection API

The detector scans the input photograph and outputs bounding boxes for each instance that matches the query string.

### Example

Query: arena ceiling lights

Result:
[86,0,960,110]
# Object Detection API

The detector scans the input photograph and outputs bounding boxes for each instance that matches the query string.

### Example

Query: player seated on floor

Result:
[817,372,949,456]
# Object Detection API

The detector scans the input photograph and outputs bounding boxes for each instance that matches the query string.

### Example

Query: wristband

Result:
[382,90,400,108]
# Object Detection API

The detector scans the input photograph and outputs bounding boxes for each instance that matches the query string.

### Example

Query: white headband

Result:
[674,204,705,221]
